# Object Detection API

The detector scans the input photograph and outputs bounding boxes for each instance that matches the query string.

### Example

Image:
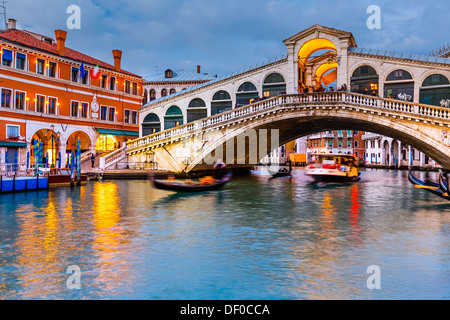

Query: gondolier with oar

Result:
[213,159,226,179]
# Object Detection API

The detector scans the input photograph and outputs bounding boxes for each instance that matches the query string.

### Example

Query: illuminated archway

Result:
[315,62,338,88]
[297,38,338,91]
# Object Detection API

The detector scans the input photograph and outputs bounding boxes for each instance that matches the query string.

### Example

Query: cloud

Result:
[6,0,450,78]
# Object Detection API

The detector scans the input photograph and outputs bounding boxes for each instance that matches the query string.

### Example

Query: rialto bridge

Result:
[101,25,450,173]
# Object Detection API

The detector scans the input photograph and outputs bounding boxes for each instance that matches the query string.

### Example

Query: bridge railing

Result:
[127,92,450,152]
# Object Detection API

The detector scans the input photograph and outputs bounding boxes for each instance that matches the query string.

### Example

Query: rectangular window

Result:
[15,91,26,110]
[81,71,89,85]
[48,62,57,77]
[71,67,79,82]
[6,125,20,138]
[125,80,131,94]
[132,82,138,95]
[338,140,342,148]
[48,97,57,115]
[36,95,45,113]
[2,49,12,67]
[131,111,137,124]
[71,101,79,117]
[101,75,108,89]
[354,130,358,135]
[110,77,116,90]
[80,102,88,118]
[16,53,26,70]
[36,59,45,75]
[100,106,107,121]
[124,109,130,123]
[347,140,352,148]
[1,89,12,108]
[108,107,116,121]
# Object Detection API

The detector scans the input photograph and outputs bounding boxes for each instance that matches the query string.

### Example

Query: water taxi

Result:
[305,153,360,183]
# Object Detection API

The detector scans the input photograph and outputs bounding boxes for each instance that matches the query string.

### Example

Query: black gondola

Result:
[271,167,292,178]
[439,171,449,194]
[152,171,233,192]
[408,171,450,200]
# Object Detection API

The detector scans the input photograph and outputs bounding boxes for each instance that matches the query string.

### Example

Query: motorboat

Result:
[48,168,87,185]
[409,171,449,200]
[305,154,360,183]
[152,171,232,192]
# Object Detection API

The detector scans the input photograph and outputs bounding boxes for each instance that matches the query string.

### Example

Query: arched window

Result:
[170,88,176,95]
[187,98,207,122]
[263,73,286,98]
[150,89,156,101]
[161,89,168,97]
[143,89,148,105]
[420,74,450,107]
[164,106,183,129]
[188,98,206,108]
[142,113,161,136]
[165,69,173,79]
[350,65,379,95]
[236,81,258,106]
[384,69,414,101]
[212,90,232,115]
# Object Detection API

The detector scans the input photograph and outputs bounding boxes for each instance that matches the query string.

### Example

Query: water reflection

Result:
[0,170,448,299]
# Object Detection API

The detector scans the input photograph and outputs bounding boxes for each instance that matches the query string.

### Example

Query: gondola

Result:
[271,167,292,178]
[152,171,233,192]
[408,171,450,200]
[439,170,449,194]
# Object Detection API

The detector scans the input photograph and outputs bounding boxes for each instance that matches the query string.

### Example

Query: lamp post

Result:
[45,124,61,168]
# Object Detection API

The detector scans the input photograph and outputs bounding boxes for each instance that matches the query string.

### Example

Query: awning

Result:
[0,141,27,147]
[95,128,139,137]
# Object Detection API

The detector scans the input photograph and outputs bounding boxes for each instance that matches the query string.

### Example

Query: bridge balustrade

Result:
[126,92,450,154]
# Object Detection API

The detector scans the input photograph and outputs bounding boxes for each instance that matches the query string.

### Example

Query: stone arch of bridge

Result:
[185,110,450,172]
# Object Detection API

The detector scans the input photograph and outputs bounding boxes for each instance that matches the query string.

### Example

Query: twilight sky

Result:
[6,0,450,79]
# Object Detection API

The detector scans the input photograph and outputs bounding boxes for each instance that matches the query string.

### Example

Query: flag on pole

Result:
[80,61,86,79]
[91,62,100,79]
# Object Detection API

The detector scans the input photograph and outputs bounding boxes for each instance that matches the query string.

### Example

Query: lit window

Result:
[71,101,79,117]
[100,106,108,120]
[124,110,130,123]
[48,97,57,114]
[109,107,116,121]
[6,125,20,138]
[16,53,26,70]
[35,95,45,113]
[2,49,12,67]
[37,59,45,75]
[1,89,12,108]
[48,62,57,77]
[80,102,88,118]
[131,111,137,124]
[125,80,131,94]
[15,92,26,110]
[110,77,116,90]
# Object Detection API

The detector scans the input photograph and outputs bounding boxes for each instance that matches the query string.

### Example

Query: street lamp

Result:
[45,124,61,168]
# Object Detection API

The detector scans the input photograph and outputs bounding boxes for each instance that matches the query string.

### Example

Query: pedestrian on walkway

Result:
[91,153,95,168]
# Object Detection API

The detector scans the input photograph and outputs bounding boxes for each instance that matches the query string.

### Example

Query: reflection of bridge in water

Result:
[118,92,450,173]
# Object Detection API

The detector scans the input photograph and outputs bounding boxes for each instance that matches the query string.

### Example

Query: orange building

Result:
[0,19,143,168]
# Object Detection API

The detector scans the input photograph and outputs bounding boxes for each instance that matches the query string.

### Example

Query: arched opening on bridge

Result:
[419,74,450,107]
[187,98,207,122]
[150,89,156,101]
[297,38,338,91]
[350,65,379,95]
[165,105,184,130]
[211,90,232,115]
[142,113,161,136]
[236,82,258,106]
[315,62,338,89]
[262,73,286,98]
[384,69,414,101]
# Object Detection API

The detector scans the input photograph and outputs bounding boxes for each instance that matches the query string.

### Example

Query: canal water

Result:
[0,169,448,300]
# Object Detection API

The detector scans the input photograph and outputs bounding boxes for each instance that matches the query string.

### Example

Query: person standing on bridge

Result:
[91,153,95,168]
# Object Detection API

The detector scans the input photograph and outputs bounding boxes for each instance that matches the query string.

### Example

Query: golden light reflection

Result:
[13,194,68,298]
[92,182,129,292]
